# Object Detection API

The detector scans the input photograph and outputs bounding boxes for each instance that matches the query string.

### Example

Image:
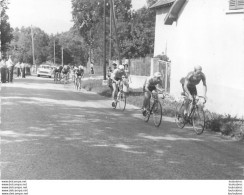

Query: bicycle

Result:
[113,78,128,111]
[144,90,166,127]
[175,94,206,135]
[54,72,61,84]
[62,73,69,85]
[75,75,82,90]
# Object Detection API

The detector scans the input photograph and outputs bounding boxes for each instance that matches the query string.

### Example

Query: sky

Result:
[7,0,147,35]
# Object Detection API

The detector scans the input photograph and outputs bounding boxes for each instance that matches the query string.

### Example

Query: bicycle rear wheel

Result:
[152,101,162,127]
[175,102,186,129]
[192,106,205,135]
[118,92,126,111]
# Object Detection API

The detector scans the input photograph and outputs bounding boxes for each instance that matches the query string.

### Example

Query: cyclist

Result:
[76,65,84,78]
[180,65,207,116]
[142,72,165,116]
[62,65,69,82]
[53,66,60,81]
[111,64,126,107]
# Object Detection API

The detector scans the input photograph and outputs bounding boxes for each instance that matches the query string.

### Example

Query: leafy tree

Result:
[1,0,13,57]
[10,27,50,64]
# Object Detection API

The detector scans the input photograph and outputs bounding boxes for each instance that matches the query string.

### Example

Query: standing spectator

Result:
[20,61,25,78]
[6,55,14,83]
[15,61,21,77]
[1,58,7,83]
[124,64,132,83]
[90,62,94,75]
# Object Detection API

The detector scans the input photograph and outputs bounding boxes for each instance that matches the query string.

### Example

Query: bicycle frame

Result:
[175,95,206,134]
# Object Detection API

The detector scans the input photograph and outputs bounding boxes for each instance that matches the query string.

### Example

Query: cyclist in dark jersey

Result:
[142,72,164,115]
[111,65,126,107]
[180,65,207,116]
[180,65,207,100]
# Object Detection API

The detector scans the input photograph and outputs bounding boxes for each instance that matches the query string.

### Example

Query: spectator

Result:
[15,62,21,77]
[124,64,132,83]
[90,62,94,75]
[1,58,7,83]
[6,55,14,83]
[20,61,25,78]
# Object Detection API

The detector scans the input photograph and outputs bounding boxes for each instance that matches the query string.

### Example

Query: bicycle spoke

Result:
[118,92,126,111]
[192,107,205,135]
[175,102,186,129]
[144,103,151,122]
[152,101,162,127]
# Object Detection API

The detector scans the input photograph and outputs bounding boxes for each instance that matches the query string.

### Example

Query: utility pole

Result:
[110,0,121,64]
[62,47,64,66]
[103,0,106,80]
[31,26,35,71]
[54,39,55,65]
[109,3,112,65]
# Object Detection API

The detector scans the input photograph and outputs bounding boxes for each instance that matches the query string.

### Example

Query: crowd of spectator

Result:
[0,55,29,83]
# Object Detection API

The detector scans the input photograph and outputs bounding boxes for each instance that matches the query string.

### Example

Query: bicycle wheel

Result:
[152,100,162,127]
[118,92,126,111]
[175,102,186,129]
[143,101,151,122]
[192,106,205,135]
[54,74,56,83]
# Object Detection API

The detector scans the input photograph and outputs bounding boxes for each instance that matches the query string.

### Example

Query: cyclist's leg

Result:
[188,86,197,116]
[112,82,118,104]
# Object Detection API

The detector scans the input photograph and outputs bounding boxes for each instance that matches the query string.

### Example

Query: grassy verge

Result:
[81,78,244,141]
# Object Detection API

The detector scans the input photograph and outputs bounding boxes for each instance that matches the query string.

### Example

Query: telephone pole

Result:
[103,0,107,80]
[31,26,35,69]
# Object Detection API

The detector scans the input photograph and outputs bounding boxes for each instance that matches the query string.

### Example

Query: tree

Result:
[10,27,50,65]
[0,0,13,57]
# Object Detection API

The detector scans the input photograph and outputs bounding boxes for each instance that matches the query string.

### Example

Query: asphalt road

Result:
[1,76,243,179]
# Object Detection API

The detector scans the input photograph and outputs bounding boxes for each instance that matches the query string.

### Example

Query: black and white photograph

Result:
[1,0,243,194]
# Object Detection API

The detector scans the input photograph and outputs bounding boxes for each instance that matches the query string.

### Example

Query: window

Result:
[229,0,244,10]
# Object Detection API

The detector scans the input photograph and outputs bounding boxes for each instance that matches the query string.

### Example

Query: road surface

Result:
[1,76,243,179]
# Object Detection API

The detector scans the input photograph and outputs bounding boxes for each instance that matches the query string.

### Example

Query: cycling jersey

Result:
[112,69,126,81]
[62,66,69,74]
[76,69,84,76]
[143,76,163,92]
[180,71,206,95]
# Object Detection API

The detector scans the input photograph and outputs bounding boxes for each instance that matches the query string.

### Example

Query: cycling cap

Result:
[118,65,124,70]
[154,72,162,78]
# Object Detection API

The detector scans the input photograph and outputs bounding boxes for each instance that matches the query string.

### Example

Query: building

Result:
[150,0,244,116]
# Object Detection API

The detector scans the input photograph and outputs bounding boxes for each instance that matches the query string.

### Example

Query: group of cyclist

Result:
[53,61,207,118]
[142,65,207,117]
[53,64,85,85]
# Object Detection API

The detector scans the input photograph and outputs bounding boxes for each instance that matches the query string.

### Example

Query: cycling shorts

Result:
[182,84,197,96]
[143,85,156,92]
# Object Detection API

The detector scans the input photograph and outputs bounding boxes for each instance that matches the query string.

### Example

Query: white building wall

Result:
[153,0,244,116]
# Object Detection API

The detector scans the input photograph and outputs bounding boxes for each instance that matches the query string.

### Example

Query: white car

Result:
[37,65,53,78]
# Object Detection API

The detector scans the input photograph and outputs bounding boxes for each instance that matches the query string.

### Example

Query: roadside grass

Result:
[81,78,244,140]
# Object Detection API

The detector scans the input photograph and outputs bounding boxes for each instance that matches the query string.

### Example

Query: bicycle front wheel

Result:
[192,106,205,135]
[175,102,186,129]
[152,101,162,127]
[118,92,126,111]
[144,101,151,122]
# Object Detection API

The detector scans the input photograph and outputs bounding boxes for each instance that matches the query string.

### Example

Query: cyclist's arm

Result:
[202,74,207,99]
[156,79,165,93]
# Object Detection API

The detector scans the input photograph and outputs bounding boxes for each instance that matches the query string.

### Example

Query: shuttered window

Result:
[229,0,244,10]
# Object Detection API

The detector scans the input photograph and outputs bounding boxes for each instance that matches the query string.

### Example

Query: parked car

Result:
[37,64,53,78]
